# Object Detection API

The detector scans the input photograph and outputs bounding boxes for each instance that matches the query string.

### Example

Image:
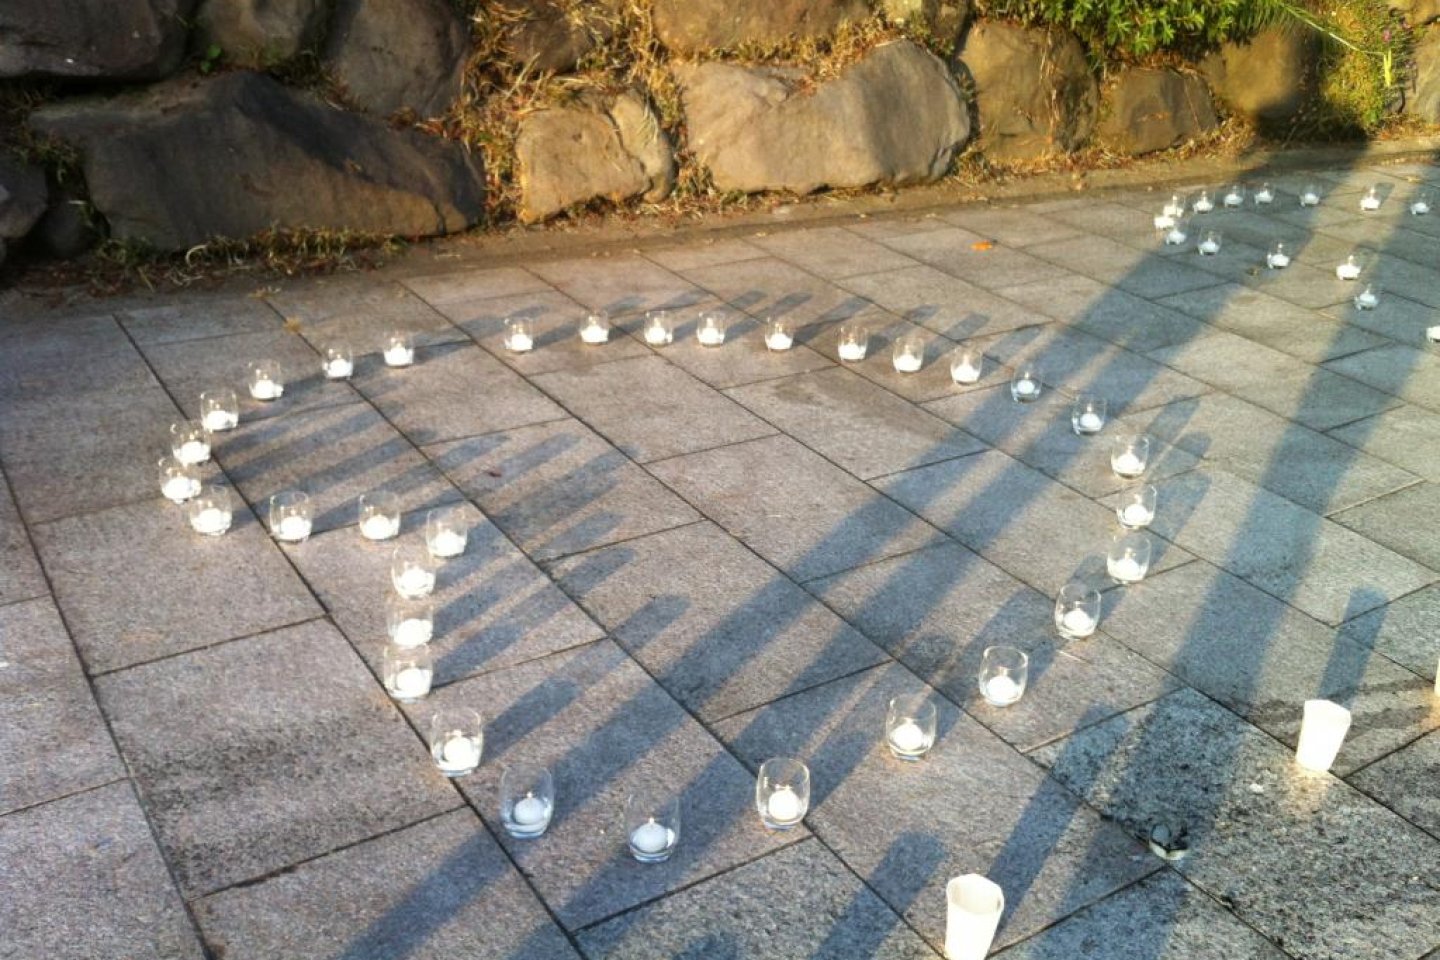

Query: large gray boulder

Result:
[516,92,675,222]
[325,0,470,117]
[1408,27,1440,121]
[0,158,48,244]
[653,0,868,54]
[958,21,1098,161]
[1097,67,1218,155]
[676,40,969,195]
[0,0,195,79]
[31,72,485,249]
[501,0,620,74]
[193,0,328,68]
[882,0,969,43]
[1201,26,1316,126]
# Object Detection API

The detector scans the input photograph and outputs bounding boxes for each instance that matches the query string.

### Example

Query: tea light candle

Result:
[1060,608,1096,637]
[1164,226,1187,246]
[276,515,312,542]
[361,514,399,541]
[1121,503,1154,527]
[391,666,431,699]
[393,617,433,647]
[162,476,200,503]
[1223,188,1244,208]
[438,735,480,773]
[384,343,415,367]
[1412,199,1431,215]
[176,439,211,466]
[1361,189,1381,211]
[507,331,534,352]
[512,795,550,826]
[983,675,1021,704]
[396,567,436,597]
[1336,259,1362,281]
[1296,699,1351,772]
[191,506,232,536]
[893,351,923,374]
[836,342,865,363]
[1162,195,1184,218]
[202,409,238,432]
[324,357,354,379]
[1427,325,1440,343]
[1113,452,1143,476]
[429,529,466,559]
[1355,288,1380,310]
[1108,555,1144,582]
[1300,189,1320,207]
[1013,379,1038,398]
[250,376,283,400]
[1192,193,1214,213]
[644,319,672,346]
[1267,252,1290,269]
[1198,237,1220,256]
[765,327,793,351]
[766,786,803,823]
[579,318,610,344]
[696,323,725,347]
[630,819,673,855]
[1154,214,1176,230]
[889,720,928,755]
[1255,186,1275,204]
[1077,412,1103,432]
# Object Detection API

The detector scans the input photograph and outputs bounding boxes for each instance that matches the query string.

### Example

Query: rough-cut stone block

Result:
[325,0,468,117]
[1097,67,1218,155]
[653,0,868,53]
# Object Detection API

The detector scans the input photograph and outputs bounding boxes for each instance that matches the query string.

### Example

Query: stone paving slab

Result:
[641,236,769,273]
[1099,560,1439,775]
[714,663,1158,952]
[1033,688,1440,960]
[96,619,461,897]
[944,204,1088,248]
[400,265,554,309]
[531,355,776,464]
[32,496,321,674]
[0,312,136,375]
[1336,584,1440,683]
[1327,403,1440,482]
[1131,469,1435,625]
[842,264,1047,341]
[875,450,1192,597]
[577,838,941,959]
[547,522,887,722]
[267,277,469,352]
[883,227,1080,292]
[797,316,980,405]
[426,418,700,563]
[411,640,801,931]
[285,505,603,688]
[1157,284,1387,364]
[348,339,565,445]
[1024,235,1225,301]
[0,598,124,815]
[1332,482,1440,572]
[726,367,987,480]
[649,434,945,583]
[217,401,464,533]
[0,782,206,960]
[996,273,1210,354]
[639,302,836,390]
[0,471,45,605]
[118,295,284,345]
[529,253,709,318]
[923,386,1201,499]
[1323,291,1440,347]
[1325,342,1440,412]
[194,809,580,960]
[682,256,888,327]
[991,871,1289,960]
[808,542,1179,752]
[754,225,921,279]
[1349,730,1440,840]
[446,288,656,375]
[1150,330,1402,430]
[1124,392,1422,515]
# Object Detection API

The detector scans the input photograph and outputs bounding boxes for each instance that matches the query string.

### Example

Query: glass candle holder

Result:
[1111,435,1151,478]
[696,311,728,347]
[885,694,937,761]
[501,764,555,839]
[425,507,468,559]
[1162,193,1185,218]
[502,317,535,354]
[322,344,354,380]
[756,757,809,830]
[1335,253,1364,281]
[358,491,401,541]
[392,544,438,599]
[1299,184,1321,207]
[764,318,794,351]
[1054,582,1101,640]
[1010,366,1042,403]
[188,486,234,536]
[430,708,483,778]
[383,643,433,702]
[1116,483,1157,529]
[1411,190,1432,216]
[1222,184,1245,209]
[383,331,415,367]
[578,311,611,345]
[1191,190,1214,214]
[248,359,284,401]
[643,310,674,346]
[200,388,240,432]
[950,347,982,385]
[625,787,681,863]
[836,324,868,362]
[978,645,1028,707]
[1427,324,1440,344]
[1107,531,1153,584]
[1254,182,1275,205]
[1354,281,1382,311]
[892,334,925,374]
[1071,395,1106,435]
[268,491,312,543]
[158,457,201,504]
[171,420,212,466]
[1296,699,1351,772]
[1163,218,1189,246]
[1266,241,1291,270]
[1360,185,1382,211]
[1198,230,1222,256]
[387,594,435,648]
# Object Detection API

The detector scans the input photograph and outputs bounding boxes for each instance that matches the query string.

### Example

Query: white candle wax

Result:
[176,439,211,465]
[512,795,550,826]
[1336,262,1361,281]
[765,331,793,351]
[1154,214,1176,230]
[766,786,803,823]
[1198,240,1220,256]
[1356,291,1379,310]
[276,515,312,542]
[1224,192,1243,208]
[893,353,923,374]
[393,617,433,647]
[438,735,480,772]
[1412,201,1430,215]
[1013,379,1037,397]
[837,342,867,362]
[162,476,199,502]
[889,720,929,755]
[391,666,431,698]
[202,410,238,432]
[1113,452,1144,476]
[630,820,672,854]
[360,515,398,541]
[324,358,354,379]
[1108,555,1144,582]
[983,675,1021,704]
[1267,253,1290,269]
[1162,199,1183,218]
[951,362,981,384]
[191,507,232,535]
[1361,195,1381,211]
[1078,412,1103,432]
[1192,197,1213,213]
[1120,503,1154,527]
[1060,608,1096,636]
[1427,325,1440,343]
[384,345,415,367]
[506,333,534,353]
[429,529,467,559]
[396,567,436,597]
[1301,192,1320,206]
[579,323,609,345]
[250,378,283,400]
[697,327,725,347]
[1255,189,1274,204]
[1164,228,1187,246]
[644,325,670,346]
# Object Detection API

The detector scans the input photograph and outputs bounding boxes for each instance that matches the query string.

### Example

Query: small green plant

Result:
[198,43,223,75]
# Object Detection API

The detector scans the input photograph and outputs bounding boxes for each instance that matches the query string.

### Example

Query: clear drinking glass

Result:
[979,646,1028,707]
[950,347,983,384]
[1191,189,1214,214]
[578,311,611,345]
[425,507,468,559]
[886,694,937,760]
[322,344,354,380]
[501,764,555,839]
[1107,531,1154,584]
[643,310,674,346]
[1299,183,1322,207]
[1360,184,1383,211]
[268,491,312,543]
[383,643,433,702]
[358,491,401,541]
[1254,181,1275,205]
[384,331,416,367]
[1116,483,1157,529]
[1111,435,1151,478]
[1010,366,1042,403]
[892,334,925,374]
[391,544,438,600]
[188,486,234,536]
[1266,241,1292,269]
[696,311,727,347]
[1336,252,1364,281]
[1071,395,1106,435]
[386,594,435,647]
[200,388,240,432]
[248,359,284,401]
[625,787,680,863]
[764,318,794,351]
[504,318,535,353]
[756,758,810,830]
[1054,582,1101,640]
[1198,230,1222,256]
[1354,281,1382,311]
[171,420,211,466]
[1222,184,1245,208]
[1411,189,1432,216]
[836,324,868,362]
[430,708,483,777]
[1163,218,1189,246]
[158,457,201,504]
